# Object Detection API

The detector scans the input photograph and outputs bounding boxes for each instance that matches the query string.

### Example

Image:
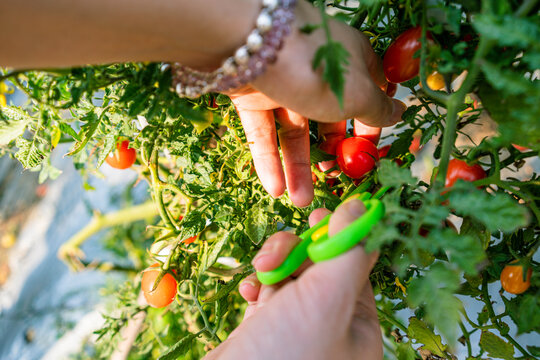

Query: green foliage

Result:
[0,0,538,359]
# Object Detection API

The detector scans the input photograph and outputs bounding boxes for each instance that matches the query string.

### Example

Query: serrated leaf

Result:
[245,206,268,245]
[407,263,461,342]
[407,317,448,357]
[479,331,515,360]
[312,41,350,108]
[96,133,116,167]
[378,159,417,187]
[157,333,198,360]
[57,121,80,141]
[0,106,31,145]
[179,210,206,240]
[396,341,417,360]
[474,15,540,49]
[448,182,528,233]
[505,294,540,334]
[67,111,100,156]
[15,137,46,169]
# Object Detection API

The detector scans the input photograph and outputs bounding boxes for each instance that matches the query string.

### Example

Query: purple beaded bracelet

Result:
[170,0,297,98]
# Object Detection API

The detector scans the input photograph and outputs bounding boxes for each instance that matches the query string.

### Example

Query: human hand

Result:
[205,199,382,360]
[228,0,405,207]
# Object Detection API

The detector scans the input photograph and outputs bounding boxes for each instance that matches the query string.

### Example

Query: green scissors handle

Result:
[256,190,386,285]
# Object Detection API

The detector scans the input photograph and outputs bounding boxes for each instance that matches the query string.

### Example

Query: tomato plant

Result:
[500,261,533,295]
[1,1,539,359]
[105,140,137,169]
[336,137,379,179]
[445,158,486,188]
[141,264,178,308]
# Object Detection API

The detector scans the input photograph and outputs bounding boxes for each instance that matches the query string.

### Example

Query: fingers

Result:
[308,208,331,227]
[235,107,286,198]
[353,83,407,128]
[318,121,347,137]
[299,200,379,312]
[274,108,313,207]
[239,273,261,303]
[352,120,381,145]
[251,231,302,272]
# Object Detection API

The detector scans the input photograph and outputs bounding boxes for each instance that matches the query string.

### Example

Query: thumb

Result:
[297,200,378,315]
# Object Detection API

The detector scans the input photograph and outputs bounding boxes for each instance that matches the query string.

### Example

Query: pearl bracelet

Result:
[170,0,297,98]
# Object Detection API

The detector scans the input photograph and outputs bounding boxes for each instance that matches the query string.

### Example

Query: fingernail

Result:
[251,243,276,267]
[240,279,258,289]
[343,199,366,218]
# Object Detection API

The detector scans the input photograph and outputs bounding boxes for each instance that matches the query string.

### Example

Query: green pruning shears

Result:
[256,186,389,285]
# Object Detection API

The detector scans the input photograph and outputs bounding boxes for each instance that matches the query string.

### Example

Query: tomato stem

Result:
[481,274,532,358]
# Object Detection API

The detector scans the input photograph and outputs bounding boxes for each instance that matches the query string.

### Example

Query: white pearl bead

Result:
[256,11,273,32]
[247,31,263,51]
[222,58,237,75]
[234,46,250,65]
[263,0,278,10]
[175,83,183,94]
[160,63,171,72]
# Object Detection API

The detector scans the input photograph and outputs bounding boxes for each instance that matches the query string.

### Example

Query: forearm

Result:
[0,0,258,69]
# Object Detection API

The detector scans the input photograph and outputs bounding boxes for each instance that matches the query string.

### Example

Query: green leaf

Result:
[505,293,540,334]
[407,317,448,357]
[57,121,81,141]
[204,233,229,271]
[310,144,336,163]
[96,133,117,167]
[479,331,515,360]
[245,206,268,245]
[407,263,462,342]
[38,159,62,183]
[312,40,350,108]
[15,137,46,169]
[0,106,31,145]
[179,210,206,240]
[473,15,540,49]
[67,111,101,156]
[528,346,540,357]
[203,271,249,303]
[378,159,417,187]
[448,182,528,233]
[460,216,491,250]
[157,333,198,360]
[395,341,417,360]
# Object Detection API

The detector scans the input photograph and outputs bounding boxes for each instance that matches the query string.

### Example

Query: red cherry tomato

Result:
[378,145,391,159]
[105,140,136,169]
[445,159,486,188]
[318,133,345,177]
[336,137,379,179]
[512,144,529,152]
[378,144,405,166]
[383,27,432,83]
[409,135,422,154]
[141,264,178,308]
[501,261,532,295]
[386,82,398,97]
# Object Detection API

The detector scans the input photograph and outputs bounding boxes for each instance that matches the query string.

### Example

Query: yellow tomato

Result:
[426,71,445,90]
